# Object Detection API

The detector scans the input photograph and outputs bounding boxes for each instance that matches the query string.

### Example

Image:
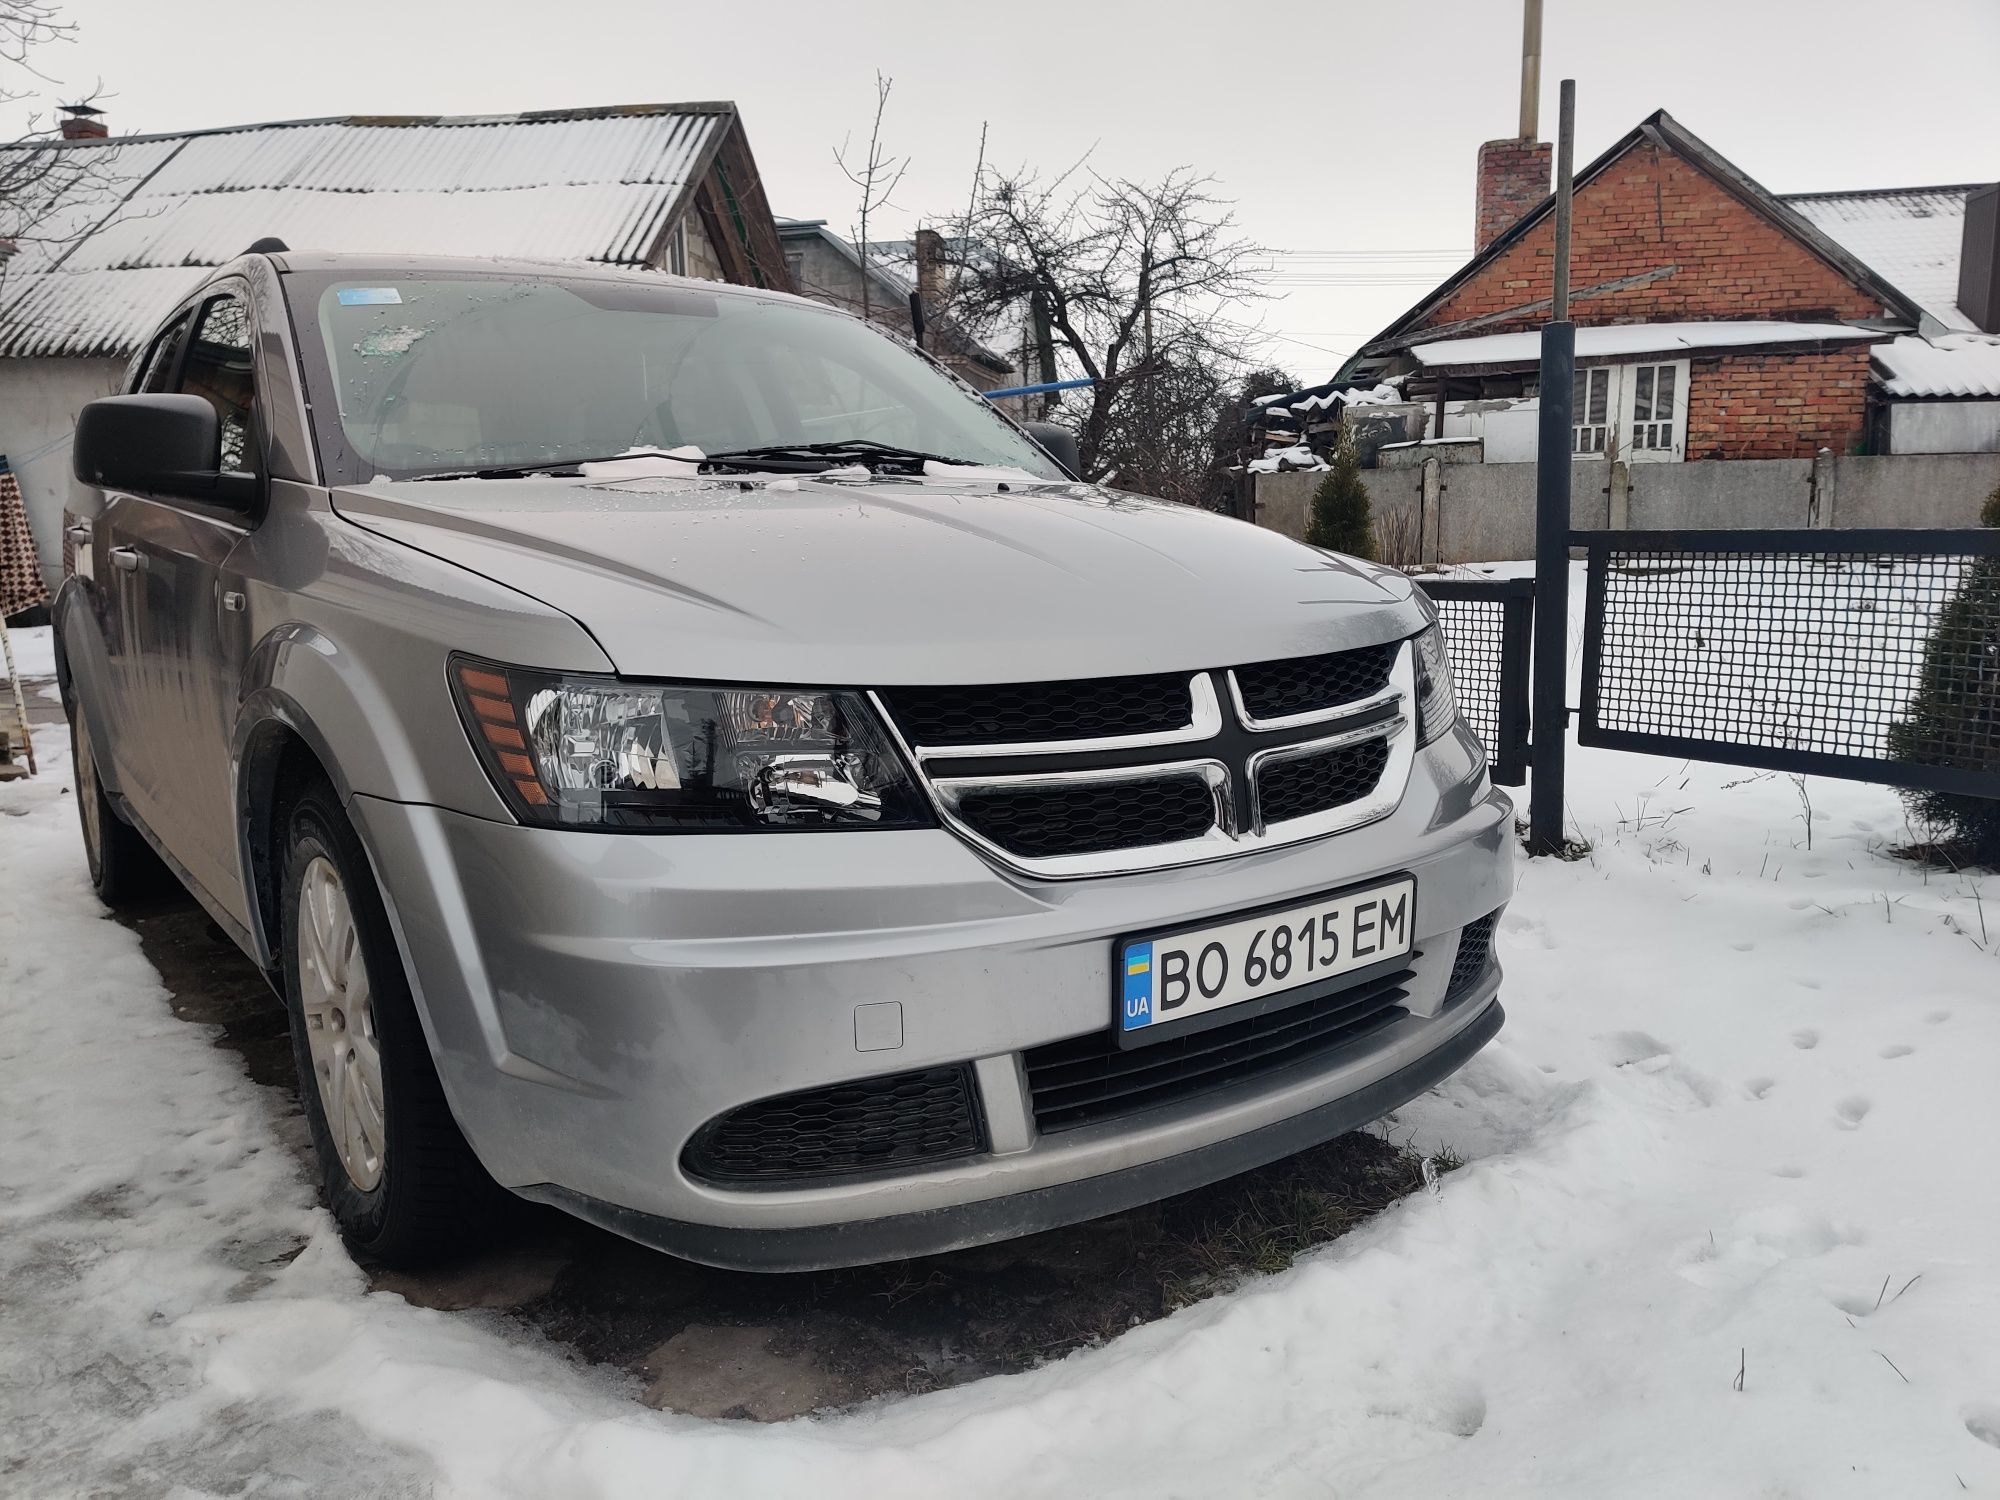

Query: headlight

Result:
[451,659,932,831]
[1413,624,1460,746]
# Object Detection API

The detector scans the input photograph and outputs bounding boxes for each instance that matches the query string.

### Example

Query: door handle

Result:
[109,546,144,572]
[66,523,91,540]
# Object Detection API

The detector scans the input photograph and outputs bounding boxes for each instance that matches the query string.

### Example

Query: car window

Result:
[287,275,1061,485]
[134,312,192,394]
[176,295,257,472]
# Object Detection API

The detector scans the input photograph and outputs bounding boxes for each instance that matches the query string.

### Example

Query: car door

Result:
[107,286,262,926]
[82,308,195,814]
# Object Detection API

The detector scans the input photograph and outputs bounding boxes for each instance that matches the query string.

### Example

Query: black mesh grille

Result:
[956,774,1215,859]
[1024,970,1412,1132]
[1233,642,1398,721]
[682,1065,982,1184]
[882,672,1190,747]
[1257,738,1391,824]
[1446,912,1500,1002]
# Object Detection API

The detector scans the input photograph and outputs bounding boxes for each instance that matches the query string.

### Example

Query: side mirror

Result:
[73,393,260,510]
[1023,420,1081,479]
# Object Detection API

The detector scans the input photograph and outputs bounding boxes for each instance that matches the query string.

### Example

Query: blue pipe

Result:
[980,376,1097,400]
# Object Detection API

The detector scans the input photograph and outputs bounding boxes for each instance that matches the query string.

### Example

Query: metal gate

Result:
[1418,577,1534,786]
[1575,528,2000,798]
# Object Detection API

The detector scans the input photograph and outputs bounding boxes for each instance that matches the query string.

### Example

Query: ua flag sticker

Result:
[1121,941,1155,1030]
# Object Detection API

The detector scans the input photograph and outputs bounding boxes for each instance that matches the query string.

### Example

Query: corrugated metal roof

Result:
[1781,186,1980,333]
[1873,332,2000,399]
[0,105,730,358]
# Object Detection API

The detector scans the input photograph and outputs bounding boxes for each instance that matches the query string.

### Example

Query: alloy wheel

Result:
[297,854,386,1190]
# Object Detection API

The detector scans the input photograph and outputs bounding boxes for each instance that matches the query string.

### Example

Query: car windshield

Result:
[287,273,1061,485]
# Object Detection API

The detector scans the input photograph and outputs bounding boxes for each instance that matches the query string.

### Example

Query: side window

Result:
[177,295,257,472]
[134,312,191,393]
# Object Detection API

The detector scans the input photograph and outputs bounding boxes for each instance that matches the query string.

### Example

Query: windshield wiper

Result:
[697,439,982,474]
[402,451,777,482]
[400,440,984,483]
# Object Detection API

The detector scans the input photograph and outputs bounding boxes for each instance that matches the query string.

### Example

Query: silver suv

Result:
[56,250,1512,1270]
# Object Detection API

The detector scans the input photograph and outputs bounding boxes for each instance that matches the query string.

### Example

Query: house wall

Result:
[1684,346,1874,459]
[1422,145,1891,335]
[1253,451,2000,561]
[1404,141,1900,464]
[683,211,726,282]
[1889,401,2000,455]
[0,355,126,587]
[781,232,1012,393]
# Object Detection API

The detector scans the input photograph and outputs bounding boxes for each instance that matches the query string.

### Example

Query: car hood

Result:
[331,474,1423,684]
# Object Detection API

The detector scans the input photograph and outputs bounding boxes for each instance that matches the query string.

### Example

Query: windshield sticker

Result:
[353,326,426,358]
[337,287,403,306]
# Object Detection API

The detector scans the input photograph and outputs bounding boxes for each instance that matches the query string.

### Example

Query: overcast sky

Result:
[16,0,2000,383]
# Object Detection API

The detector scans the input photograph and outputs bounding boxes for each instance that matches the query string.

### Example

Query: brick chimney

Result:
[1473,0,1552,251]
[913,228,947,313]
[1474,137,1553,251]
[58,103,107,140]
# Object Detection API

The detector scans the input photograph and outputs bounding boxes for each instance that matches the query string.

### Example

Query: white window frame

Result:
[1570,359,1689,464]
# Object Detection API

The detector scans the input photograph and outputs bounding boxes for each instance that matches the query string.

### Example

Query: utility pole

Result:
[1519,0,1543,139]
[1527,76,1576,857]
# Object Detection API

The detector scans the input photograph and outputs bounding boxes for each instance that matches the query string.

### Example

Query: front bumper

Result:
[350,731,1512,1270]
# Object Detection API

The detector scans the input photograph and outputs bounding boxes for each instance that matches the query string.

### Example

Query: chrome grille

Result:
[1233,641,1399,722]
[955,773,1218,860]
[880,672,1189,747]
[876,639,1418,878]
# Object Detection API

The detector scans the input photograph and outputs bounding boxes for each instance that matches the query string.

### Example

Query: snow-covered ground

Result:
[4,613,1999,1497]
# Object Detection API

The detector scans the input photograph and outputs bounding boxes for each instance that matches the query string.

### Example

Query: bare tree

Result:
[1,1,120,304]
[946,163,1267,479]
[831,73,907,329]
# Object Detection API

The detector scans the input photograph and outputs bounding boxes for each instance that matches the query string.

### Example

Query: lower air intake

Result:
[1445,911,1500,1002]
[683,1065,983,1184]
[1023,968,1413,1133]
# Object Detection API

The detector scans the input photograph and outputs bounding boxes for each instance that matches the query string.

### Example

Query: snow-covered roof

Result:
[1782,186,1981,334]
[1409,320,1882,368]
[1872,332,2000,399]
[0,104,737,358]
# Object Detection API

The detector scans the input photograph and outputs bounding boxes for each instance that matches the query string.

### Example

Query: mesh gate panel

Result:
[1430,595,1506,751]
[1418,578,1533,785]
[1579,531,2000,798]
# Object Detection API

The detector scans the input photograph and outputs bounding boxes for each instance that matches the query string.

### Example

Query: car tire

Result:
[69,706,170,907]
[280,779,499,1264]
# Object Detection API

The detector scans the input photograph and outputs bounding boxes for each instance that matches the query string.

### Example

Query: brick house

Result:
[1341,110,2000,467]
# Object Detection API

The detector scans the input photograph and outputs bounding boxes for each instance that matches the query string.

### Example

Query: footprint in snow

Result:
[1965,1406,2000,1451]
[1878,1044,1914,1060]
[1833,1096,1871,1130]
[1745,1077,1777,1100]
[1791,1029,1820,1050]
[1926,1009,1951,1025]
[1769,1164,1806,1178]
[1599,1031,1672,1067]
[1730,940,1755,952]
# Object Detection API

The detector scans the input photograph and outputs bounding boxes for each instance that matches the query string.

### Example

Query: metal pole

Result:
[1527,77,1576,857]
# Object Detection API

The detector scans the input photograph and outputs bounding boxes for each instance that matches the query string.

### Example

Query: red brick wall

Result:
[1418,140,1892,458]
[1429,144,1888,334]
[1475,138,1552,251]
[1685,347,1872,460]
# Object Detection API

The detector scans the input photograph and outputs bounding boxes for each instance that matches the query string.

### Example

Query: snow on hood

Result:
[329,473,1419,685]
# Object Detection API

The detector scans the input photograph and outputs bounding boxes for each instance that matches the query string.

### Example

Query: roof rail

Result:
[244,236,289,254]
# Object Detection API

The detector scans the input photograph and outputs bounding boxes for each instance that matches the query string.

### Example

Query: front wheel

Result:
[281,780,498,1263]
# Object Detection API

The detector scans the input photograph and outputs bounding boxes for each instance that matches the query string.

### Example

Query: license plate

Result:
[1117,876,1416,1041]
